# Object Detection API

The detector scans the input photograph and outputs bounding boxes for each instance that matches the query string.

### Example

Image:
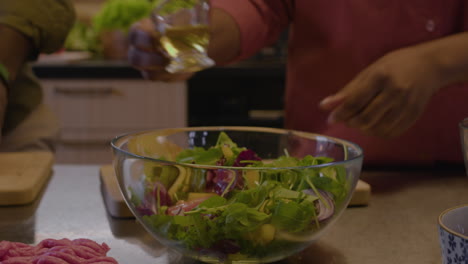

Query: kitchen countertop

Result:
[0,164,467,264]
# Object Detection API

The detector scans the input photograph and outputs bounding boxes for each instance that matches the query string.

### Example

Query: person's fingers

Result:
[327,88,381,125]
[128,19,159,52]
[319,94,345,111]
[382,99,423,137]
[128,46,168,70]
[371,93,422,138]
[327,72,384,124]
[127,18,199,82]
[372,110,408,138]
[346,87,403,131]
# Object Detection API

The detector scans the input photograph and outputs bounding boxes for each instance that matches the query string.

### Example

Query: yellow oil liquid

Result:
[160,25,214,72]
[161,25,210,58]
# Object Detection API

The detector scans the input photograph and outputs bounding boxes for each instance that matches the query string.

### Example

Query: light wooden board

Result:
[0,152,54,205]
[100,165,371,218]
[349,179,371,206]
[100,165,134,218]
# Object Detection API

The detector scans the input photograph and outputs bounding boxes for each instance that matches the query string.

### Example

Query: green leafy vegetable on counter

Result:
[93,0,155,34]
[66,0,204,56]
[64,21,98,52]
[93,0,202,34]
[65,0,156,55]
[155,0,201,15]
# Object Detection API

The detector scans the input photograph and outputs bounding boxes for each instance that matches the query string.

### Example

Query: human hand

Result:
[319,46,442,138]
[127,18,194,82]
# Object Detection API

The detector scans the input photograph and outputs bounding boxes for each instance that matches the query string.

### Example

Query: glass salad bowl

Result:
[111,127,364,263]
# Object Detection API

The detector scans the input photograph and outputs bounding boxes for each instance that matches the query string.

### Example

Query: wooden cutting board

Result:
[0,152,54,205]
[349,179,371,206]
[100,165,134,218]
[100,165,371,218]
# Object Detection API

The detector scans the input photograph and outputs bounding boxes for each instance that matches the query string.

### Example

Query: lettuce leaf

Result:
[270,199,315,233]
[176,147,223,165]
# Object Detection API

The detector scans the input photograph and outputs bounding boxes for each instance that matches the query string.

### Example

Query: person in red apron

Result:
[128,1,468,166]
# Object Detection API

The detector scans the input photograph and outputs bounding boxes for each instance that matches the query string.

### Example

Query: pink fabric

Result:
[212,0,468,165]
[0,239,118,264]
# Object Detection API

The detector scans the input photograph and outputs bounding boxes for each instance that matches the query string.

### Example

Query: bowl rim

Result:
[438,204,468,239]
[110,126,364,170]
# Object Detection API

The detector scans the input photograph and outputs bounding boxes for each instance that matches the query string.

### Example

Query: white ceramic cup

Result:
[460,118,468,176]
[438,204,468,264]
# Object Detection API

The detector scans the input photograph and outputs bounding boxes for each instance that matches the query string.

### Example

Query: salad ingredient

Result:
[257,224,276,244]
[243,170,259,189]
[304,189,335,221]
[187,192,217,201]
[130,132,348,259]
[144,164,179,188]
[167,165,189,199]
[167,196,213,216]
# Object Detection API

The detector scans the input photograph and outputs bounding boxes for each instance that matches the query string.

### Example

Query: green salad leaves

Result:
[133,132,349,259]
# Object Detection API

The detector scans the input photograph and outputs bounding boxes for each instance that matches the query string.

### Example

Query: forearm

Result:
[208,8,241,65]
[0,24,32,81]
[424,32,468,88]
[0,24,32,135]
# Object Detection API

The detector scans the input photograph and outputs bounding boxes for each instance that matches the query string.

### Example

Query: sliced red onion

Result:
[303,189,335,221]
[233,149,262,167]
[207,169,243,196]
[137,182,171,216]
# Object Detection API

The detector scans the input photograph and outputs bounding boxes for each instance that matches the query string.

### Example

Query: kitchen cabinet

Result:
[40,78,187,164]
[33,59,285,164]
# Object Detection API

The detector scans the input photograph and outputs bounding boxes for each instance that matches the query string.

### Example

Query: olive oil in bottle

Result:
[160,25,214,73]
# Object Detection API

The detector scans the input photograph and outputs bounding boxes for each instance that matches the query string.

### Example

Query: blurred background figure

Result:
[128,0,468,166]
[0,1,75,152]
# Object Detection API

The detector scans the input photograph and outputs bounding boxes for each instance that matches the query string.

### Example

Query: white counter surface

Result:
[1,164,467,264]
